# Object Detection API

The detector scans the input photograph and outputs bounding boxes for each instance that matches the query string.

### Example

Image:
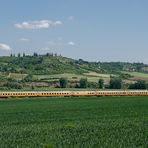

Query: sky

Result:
[0,0,148,63]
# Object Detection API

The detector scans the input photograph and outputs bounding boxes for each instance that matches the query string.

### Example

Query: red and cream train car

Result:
[0,90,148,98]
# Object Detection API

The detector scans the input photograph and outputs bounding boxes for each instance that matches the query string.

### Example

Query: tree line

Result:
[0,77,147,90]
[0,73,147,90]
[59,77,148,89]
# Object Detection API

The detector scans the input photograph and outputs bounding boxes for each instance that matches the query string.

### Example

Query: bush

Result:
[79,78,88,88]
[109,78,122,89]
[59,78,67,88]
[128,80,146,89]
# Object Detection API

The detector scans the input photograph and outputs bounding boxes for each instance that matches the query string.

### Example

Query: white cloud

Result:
[15,20,62,29]
[19,38,30,42]
[0,43,11,50]
[68,41,75,46]
[68,16,74,21]
[54,21,62,25]
[47,40,76,46]
[41,47,51,51]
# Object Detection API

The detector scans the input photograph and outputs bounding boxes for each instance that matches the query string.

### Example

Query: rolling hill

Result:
[0,53,148,90]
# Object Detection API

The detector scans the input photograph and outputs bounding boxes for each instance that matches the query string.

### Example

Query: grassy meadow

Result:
[122,71,148,81]
[0,96,147,147]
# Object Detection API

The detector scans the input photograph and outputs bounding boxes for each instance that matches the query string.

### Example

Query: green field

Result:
[0,96,148,148]
[124,72,148,78]
[122,71,148,81]
[34,72,111,83]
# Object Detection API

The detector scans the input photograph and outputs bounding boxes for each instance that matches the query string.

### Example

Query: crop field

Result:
[0,96,147,148]
[127,72,148,78]
[122,71,148,81]
[34,72,111,83]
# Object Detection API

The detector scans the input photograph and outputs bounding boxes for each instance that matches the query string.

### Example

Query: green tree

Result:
[59,77,67,88]
[109,78,122,89]
[128,80,146,89]
[23,53,25,57]
[88,82,97,88]
[31,85,35,90]
[4,82,22,89]
[24,74,33,82]
[33,52,38,57]
[98,79,104,88]
[18,53,21,57]
[80,78,88,88]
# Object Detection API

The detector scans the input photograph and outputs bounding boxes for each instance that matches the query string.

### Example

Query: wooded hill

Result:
[0,53,148,90]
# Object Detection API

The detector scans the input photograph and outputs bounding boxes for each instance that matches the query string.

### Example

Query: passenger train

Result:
[0,90,148,98]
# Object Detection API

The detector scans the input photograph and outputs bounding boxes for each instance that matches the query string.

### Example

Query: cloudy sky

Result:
[0,0,148,63]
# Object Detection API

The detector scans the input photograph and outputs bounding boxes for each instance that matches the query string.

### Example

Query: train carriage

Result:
[0,90,148,98]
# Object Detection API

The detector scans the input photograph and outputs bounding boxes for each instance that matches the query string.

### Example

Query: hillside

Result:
[0,53,148,90]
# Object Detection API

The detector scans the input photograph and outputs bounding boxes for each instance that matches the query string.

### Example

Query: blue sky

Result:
[0,0,148,63]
